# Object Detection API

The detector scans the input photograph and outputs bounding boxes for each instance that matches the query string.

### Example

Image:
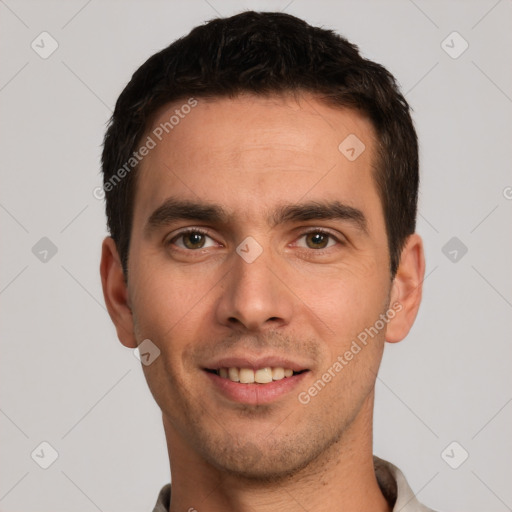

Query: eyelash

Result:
[166,227,212,247]
[296,227,344,250]
[166,227,344,252]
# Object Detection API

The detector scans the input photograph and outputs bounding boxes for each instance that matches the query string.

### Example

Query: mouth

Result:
[205,366,308,384]
[202,358,311,405]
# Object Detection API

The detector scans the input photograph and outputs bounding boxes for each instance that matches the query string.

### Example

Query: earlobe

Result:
[100,237,137,348]
[386,233,425,344]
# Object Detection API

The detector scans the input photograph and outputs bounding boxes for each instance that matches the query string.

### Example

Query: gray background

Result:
[1,0,511,510]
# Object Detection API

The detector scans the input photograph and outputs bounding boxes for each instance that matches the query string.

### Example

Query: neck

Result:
[164,394,390,512]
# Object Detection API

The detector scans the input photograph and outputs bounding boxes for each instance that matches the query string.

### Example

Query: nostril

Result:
[224,315,285,330]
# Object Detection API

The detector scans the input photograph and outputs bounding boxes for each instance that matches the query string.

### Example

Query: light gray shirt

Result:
[152,456,437,511]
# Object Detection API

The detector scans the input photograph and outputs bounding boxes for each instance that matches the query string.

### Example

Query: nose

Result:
[215,244,294,332]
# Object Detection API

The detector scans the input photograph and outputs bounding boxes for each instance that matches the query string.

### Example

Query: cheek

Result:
[129,262,220,393]
[304,280,387,412]
[131,271,203,413]
[299,264,389,343]
[130,262,210,338]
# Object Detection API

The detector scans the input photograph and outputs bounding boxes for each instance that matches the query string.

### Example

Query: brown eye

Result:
[183,232,206,249]
[304,232,331,249]
[170,230,216,250]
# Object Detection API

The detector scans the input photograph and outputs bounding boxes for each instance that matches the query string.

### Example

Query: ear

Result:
[386,233,425,343]
[100,237,137,348]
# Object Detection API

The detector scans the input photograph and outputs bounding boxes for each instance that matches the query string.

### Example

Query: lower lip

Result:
[204,371,309,405]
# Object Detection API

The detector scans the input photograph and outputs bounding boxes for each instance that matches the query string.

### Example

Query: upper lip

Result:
[204,354,310,372]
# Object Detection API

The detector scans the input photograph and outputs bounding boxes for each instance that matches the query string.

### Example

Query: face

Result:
[102,93,422,480]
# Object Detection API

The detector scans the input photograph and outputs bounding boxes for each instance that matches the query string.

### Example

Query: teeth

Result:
[239,368,255,384]
[255,367,272,384]
[228,367,240,382]
[272,367,285,380]
[216,366,298,383]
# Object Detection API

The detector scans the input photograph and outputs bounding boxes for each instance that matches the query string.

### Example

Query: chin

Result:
[203,437,327,483]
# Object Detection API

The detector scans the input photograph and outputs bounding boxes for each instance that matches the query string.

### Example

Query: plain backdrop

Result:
[1,1,511,511]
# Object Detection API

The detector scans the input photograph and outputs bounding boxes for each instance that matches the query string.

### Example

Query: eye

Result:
[296,230,338,250]
[170,230,217,250]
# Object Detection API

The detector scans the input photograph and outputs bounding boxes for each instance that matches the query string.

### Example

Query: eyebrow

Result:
[270,201,368,233]
[145,199,229,236]
[144,198,368,236]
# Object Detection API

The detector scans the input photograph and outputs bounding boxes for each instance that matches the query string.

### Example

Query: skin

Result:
[100,93,425,512]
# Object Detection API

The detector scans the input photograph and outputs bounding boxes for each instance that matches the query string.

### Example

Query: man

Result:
[100,11,434,512]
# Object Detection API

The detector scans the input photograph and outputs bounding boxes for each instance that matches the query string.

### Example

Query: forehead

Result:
[133,93,380,226]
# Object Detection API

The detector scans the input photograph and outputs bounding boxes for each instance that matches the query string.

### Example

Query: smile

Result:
[207,366,306,384]
[204,366,310,405]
